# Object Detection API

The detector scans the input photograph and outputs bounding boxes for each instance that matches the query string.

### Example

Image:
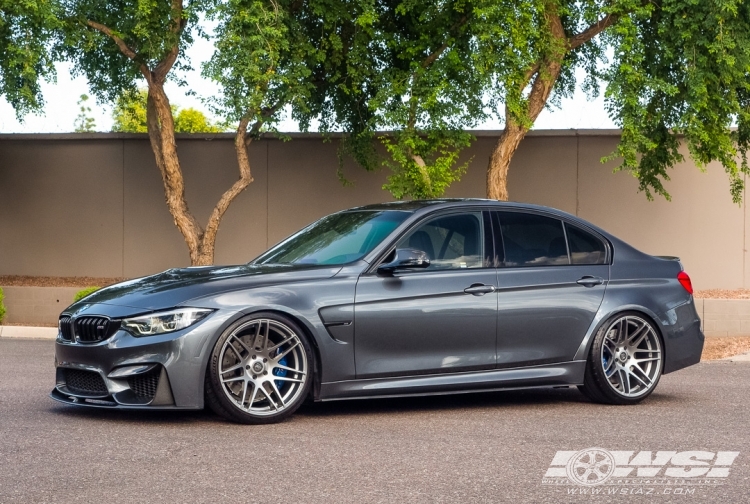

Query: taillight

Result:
[677,271,693,294]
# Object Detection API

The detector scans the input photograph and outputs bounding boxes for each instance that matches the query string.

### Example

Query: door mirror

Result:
[377,248,430,275]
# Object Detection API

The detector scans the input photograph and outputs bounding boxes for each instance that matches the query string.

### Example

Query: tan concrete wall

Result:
[0,286,80,325]
[0,131,745,289]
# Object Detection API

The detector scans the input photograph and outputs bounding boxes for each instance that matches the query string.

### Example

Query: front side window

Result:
[254,210,410,266]
[395,212,484,270]
[496,211,569,267]
[566,223,607,265]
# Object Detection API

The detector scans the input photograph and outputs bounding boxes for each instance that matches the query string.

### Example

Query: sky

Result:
[0,26,618,133]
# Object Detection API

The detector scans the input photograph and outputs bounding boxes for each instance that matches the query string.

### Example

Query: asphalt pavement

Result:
[1,338,749,504]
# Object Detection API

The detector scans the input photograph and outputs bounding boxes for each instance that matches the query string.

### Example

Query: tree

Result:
[111,89,149,133]
[174,106,222,133]
[202,0,316,208]
[296,0,486,199]
[303,1,750,204]
[477,0,750,202]
[111,88,221,133]
[59,0,244,265]
[74,93,96,131]
[1,0,58,119]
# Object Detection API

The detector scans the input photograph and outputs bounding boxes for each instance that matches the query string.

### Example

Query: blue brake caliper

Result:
[273,350,288,389]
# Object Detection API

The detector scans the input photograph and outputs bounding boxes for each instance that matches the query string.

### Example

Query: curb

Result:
[722,351,750,362]
[0,326,57,340]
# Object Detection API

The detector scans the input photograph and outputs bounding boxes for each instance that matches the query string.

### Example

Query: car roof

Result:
[347,198,617,241]
[350,198,568,215]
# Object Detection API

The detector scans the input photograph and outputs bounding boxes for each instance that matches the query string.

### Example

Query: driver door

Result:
[353,211,498,378]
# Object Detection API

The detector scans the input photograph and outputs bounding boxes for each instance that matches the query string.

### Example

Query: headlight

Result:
[122,308,214,336]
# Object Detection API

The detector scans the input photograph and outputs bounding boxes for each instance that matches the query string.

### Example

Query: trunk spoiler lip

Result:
[654,255,681,262]
[654,255,685,271]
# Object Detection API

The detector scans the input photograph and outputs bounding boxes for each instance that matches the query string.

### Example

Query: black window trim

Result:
[364,207,497,275]
[490,208,612,269]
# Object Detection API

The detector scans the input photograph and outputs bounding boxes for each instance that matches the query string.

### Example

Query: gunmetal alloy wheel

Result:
[205,313,312,424]
[579,313,663,405]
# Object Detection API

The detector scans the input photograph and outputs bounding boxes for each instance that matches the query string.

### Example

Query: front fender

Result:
[189,276,358,386]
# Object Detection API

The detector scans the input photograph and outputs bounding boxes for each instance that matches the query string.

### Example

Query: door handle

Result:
[576,276,604,287]
[464,284,497,295]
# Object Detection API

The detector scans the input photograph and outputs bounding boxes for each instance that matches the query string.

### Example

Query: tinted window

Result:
[255,210,410,266]
[396,213,483,270]
[496,212,569,267]
[565,223,607,265]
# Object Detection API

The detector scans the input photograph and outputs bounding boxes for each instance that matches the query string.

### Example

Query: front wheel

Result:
[578,312,663,405]
[205,313,313,424]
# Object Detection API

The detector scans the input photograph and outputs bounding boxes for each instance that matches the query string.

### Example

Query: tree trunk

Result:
[145,83,206,264]
[486,5,566,201]
[144,83,253,266]
[85,14,254,267]
[486,121,528,201]
[196,118,255,264]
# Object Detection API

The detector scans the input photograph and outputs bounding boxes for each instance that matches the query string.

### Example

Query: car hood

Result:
[64,264,343,316]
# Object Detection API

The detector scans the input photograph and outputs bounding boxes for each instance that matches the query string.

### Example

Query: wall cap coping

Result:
[0,129,627,142]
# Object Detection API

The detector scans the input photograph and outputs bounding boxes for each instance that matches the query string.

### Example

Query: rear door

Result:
[493,211,609,367]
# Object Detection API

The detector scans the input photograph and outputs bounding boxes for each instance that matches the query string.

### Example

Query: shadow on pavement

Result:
[46,385,681,424]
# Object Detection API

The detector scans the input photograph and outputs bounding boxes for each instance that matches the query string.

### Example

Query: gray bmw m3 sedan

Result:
[51,199,704,423]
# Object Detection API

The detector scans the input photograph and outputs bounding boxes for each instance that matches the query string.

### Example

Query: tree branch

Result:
[153,0,186,81]
[86,20,151,81]
[421,14,470,69]
[568,13,619,50]
[202,117,255,251]
[244,100,286,145]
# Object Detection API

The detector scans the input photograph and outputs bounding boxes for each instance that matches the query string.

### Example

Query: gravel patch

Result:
[694,289,750,299]
[702,336,750,360]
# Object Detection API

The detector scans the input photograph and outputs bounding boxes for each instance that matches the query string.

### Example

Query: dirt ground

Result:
[0,276,125,288]
[694,289,750,299]
[701,336,750,360]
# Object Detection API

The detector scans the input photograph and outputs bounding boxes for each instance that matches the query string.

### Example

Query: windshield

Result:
[253,210,411,266]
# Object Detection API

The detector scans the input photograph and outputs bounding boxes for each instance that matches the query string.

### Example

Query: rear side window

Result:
[496,212,569,267]
[565,223,607,265]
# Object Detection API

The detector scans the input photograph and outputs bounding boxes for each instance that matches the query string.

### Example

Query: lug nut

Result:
[252,355,256,359]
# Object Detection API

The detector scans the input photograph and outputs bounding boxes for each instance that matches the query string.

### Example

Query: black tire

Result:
[578,311,663,405]
[205,312,314,424]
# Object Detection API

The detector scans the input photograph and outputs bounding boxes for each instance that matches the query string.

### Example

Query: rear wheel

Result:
[578,312,663,405]
[205,313,312,424]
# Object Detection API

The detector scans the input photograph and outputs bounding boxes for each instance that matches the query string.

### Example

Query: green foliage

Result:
[57,0,206,104]
[381,130,473,199]
[0,287,6,324]
[74,93,96,132]
[73,286,100,302]
[0,0,58,118]
[296,0,485,199]
[303,0,750,203]
[112,88,221,133]
[202,0,316,139]
[470,0,750,203]
[111,89,148,132]
[174,107,222,133]
[601,0,750,204]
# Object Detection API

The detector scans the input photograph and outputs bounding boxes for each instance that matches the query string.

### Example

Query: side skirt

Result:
[319,361,586,401]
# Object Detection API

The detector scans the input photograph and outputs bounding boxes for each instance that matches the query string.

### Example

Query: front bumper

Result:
[51,309,237,410]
